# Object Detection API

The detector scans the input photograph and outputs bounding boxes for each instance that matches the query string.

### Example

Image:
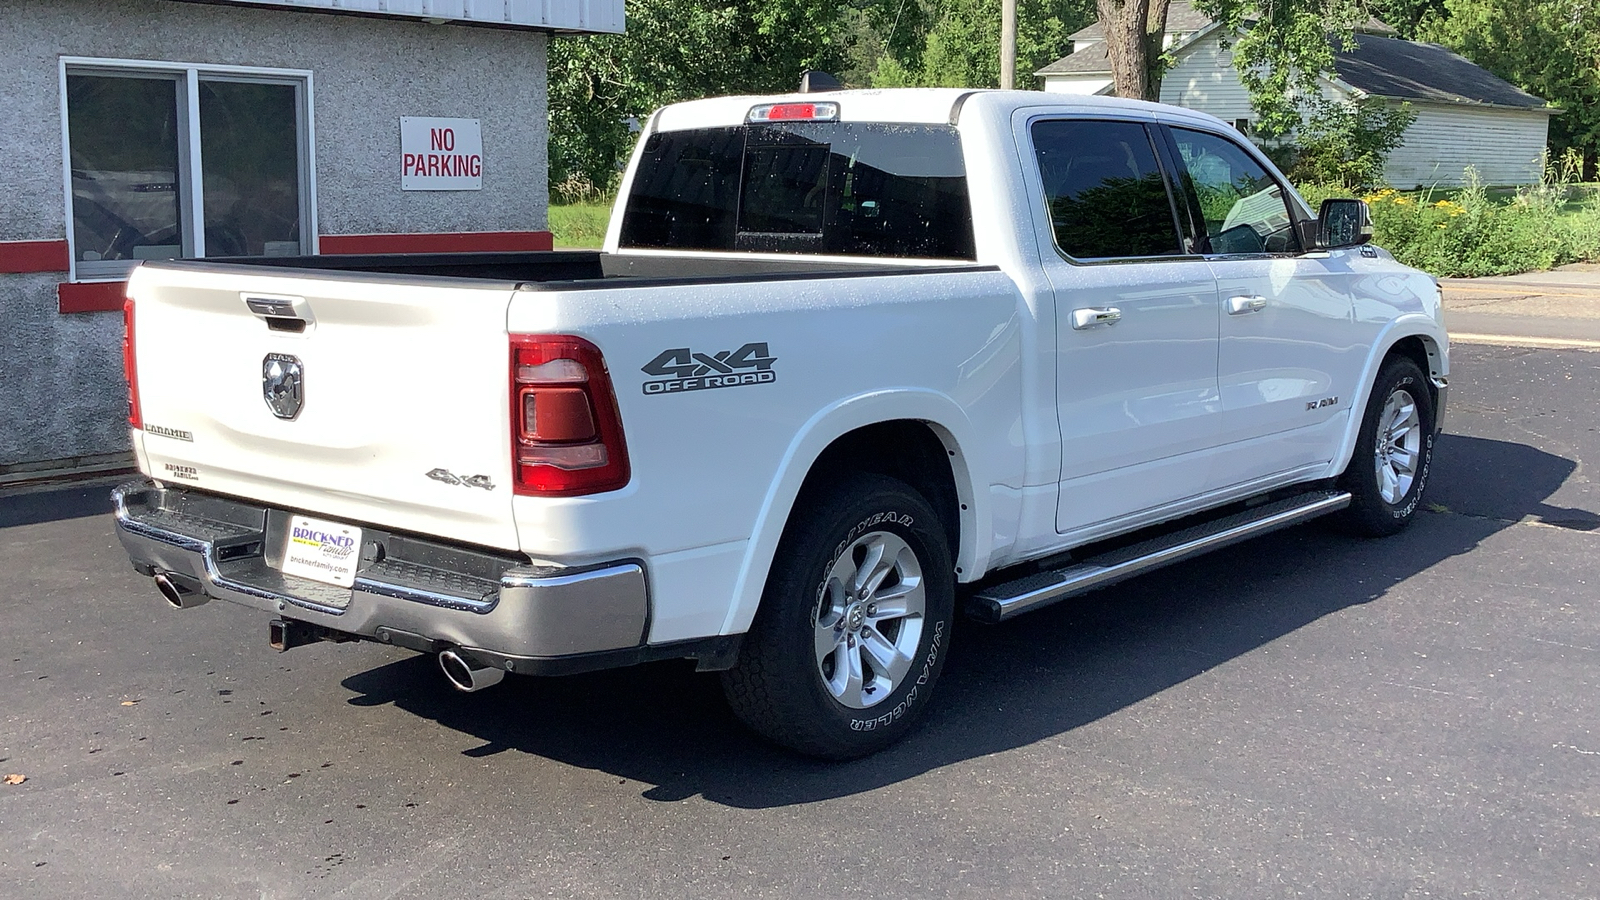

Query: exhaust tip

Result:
[439,648,505,693]
[154,572,206,609]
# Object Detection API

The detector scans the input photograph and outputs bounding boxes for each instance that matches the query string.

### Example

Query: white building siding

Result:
[1159,34,1255,125]
[1383,104,1551,188]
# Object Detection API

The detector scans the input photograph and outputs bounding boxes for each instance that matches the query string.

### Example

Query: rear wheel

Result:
[1336,356,1435,536]
[722,473,954,759]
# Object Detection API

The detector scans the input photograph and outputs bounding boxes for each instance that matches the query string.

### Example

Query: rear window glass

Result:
[1031,119,1183,260]
[619,123,975,260]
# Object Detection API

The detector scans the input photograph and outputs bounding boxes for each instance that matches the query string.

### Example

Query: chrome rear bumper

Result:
[111,479,658,672]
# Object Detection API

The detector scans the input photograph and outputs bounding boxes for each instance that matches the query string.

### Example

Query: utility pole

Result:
[992,0,1017,89]
[1000,0,1017,90]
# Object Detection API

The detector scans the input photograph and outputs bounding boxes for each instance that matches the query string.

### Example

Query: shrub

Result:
[1298,154,1600,277]
[1281,100,1416,190]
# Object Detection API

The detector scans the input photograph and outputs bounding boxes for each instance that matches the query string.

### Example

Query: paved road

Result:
[3,343,1598,899]
[1443,263,1600,345]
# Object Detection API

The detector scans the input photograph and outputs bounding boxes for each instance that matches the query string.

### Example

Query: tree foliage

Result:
[1418,0,1600,176]
[1362,0,1447,38]
[1194,0,1366,138]
[1275,99,1417,188]
[864,0,1095,89]
[548,1,849,193]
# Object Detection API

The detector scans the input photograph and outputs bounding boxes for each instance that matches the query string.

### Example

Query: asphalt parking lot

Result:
[2,339,1597,899]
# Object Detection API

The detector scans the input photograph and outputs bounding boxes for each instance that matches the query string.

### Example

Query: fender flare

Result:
[1327,315,1449,479]
[717,389,988,637]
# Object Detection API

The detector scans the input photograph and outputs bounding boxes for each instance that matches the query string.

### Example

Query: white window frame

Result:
[59,57,318,282]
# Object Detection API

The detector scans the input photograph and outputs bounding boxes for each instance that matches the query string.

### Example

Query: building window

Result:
[1233,118,1252,135]
[62,60,315,280]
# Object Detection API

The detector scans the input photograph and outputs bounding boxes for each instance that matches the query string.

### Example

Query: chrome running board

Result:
[968,490,1351,623]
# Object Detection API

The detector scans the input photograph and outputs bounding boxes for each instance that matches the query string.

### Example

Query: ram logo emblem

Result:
[262,354,304,420]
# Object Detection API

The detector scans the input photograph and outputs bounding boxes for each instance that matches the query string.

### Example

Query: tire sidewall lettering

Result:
[831,511,915,563]
[1383,375,1433,520]
[809,508,947,734]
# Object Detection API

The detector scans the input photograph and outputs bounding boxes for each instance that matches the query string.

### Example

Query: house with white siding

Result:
[1035,3,1560,188]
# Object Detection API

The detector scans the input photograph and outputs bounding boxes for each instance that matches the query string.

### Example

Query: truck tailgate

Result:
[127,262,521,551]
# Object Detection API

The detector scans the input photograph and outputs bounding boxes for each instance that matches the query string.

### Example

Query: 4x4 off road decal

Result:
[641,342,777,395]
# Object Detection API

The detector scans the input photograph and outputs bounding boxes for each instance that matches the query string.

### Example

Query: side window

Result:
[1168,127,1299,255]
[1031,119,1183,260]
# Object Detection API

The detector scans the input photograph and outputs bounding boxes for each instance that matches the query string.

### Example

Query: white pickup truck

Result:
[114,88,1447,758]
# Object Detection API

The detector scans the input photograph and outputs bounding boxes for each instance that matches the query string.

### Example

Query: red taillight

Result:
[746,101,840,123]
[123,294,142,430]
[510,335,630,496]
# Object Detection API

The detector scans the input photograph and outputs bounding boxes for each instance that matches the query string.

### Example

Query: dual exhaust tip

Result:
[438,648,506,692]
[154,571,504,693]
[154,572,208,609]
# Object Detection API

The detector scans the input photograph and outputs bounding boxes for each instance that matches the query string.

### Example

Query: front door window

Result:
[1169,127,1300,255]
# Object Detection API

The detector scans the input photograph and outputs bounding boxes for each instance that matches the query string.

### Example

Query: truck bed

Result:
[191,250,986,289]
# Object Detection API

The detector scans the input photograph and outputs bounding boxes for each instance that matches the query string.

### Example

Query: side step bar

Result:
[968,490,1351,623]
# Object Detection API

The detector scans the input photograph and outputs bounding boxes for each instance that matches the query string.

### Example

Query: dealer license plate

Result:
[280,514,363,588]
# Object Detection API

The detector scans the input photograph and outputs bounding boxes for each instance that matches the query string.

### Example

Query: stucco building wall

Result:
[0,0,552,469]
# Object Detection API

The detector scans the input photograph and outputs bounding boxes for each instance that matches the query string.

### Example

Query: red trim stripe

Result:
[59,281,127,314]
[1,239,70,274]
[320,230,553,254]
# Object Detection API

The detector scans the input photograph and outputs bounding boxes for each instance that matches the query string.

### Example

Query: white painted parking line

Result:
[1450,333,1600,350]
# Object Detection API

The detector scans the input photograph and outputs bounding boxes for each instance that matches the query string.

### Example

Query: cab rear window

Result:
[619,123,976,260]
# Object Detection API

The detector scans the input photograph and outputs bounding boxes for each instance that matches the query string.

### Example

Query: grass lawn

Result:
[550,203,611,249]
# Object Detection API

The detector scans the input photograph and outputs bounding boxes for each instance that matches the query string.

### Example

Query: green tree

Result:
[548,0,849,193]
[1419,0,1600,176]
[1281,99,1417,188]
[1195,0,1367,138]
[1362,0,1447,38]
[864,0,1095,88]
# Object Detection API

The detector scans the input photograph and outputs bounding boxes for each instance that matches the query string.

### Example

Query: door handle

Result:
[1227,295,1268,315]
[1071,306,1123,330]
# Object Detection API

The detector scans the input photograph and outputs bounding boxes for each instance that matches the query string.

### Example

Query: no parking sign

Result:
[400,117,482,191]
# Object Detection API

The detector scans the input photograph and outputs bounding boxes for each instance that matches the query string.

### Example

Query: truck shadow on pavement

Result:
[0,482,117,529]
[338,432,1589,809]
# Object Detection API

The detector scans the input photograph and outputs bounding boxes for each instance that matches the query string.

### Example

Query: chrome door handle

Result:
[1071,306,1123,330]
[1227,295,1268,315]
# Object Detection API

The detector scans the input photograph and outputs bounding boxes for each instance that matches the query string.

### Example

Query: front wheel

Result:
[1336,355,1436,536]
[722,473,954,759]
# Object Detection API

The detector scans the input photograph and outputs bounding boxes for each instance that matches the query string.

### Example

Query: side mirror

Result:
[1317,198,1374,249]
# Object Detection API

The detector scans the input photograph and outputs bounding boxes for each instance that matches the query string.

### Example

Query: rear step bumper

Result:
[970,489,1352,623]
[111,479,652,670]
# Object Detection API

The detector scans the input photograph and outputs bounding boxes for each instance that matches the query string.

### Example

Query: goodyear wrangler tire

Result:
[1336,355,1436,537]
[722,473,954,759]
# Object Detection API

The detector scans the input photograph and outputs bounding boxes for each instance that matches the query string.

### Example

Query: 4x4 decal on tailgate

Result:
[641,342,777,395]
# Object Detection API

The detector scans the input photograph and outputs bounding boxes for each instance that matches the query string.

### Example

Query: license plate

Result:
[280,515,363,588]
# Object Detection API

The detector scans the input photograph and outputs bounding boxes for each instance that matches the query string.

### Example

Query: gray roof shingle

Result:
[1332,34,1552,109]
[1036,22,1551,112]
[1035,42,1114,76]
